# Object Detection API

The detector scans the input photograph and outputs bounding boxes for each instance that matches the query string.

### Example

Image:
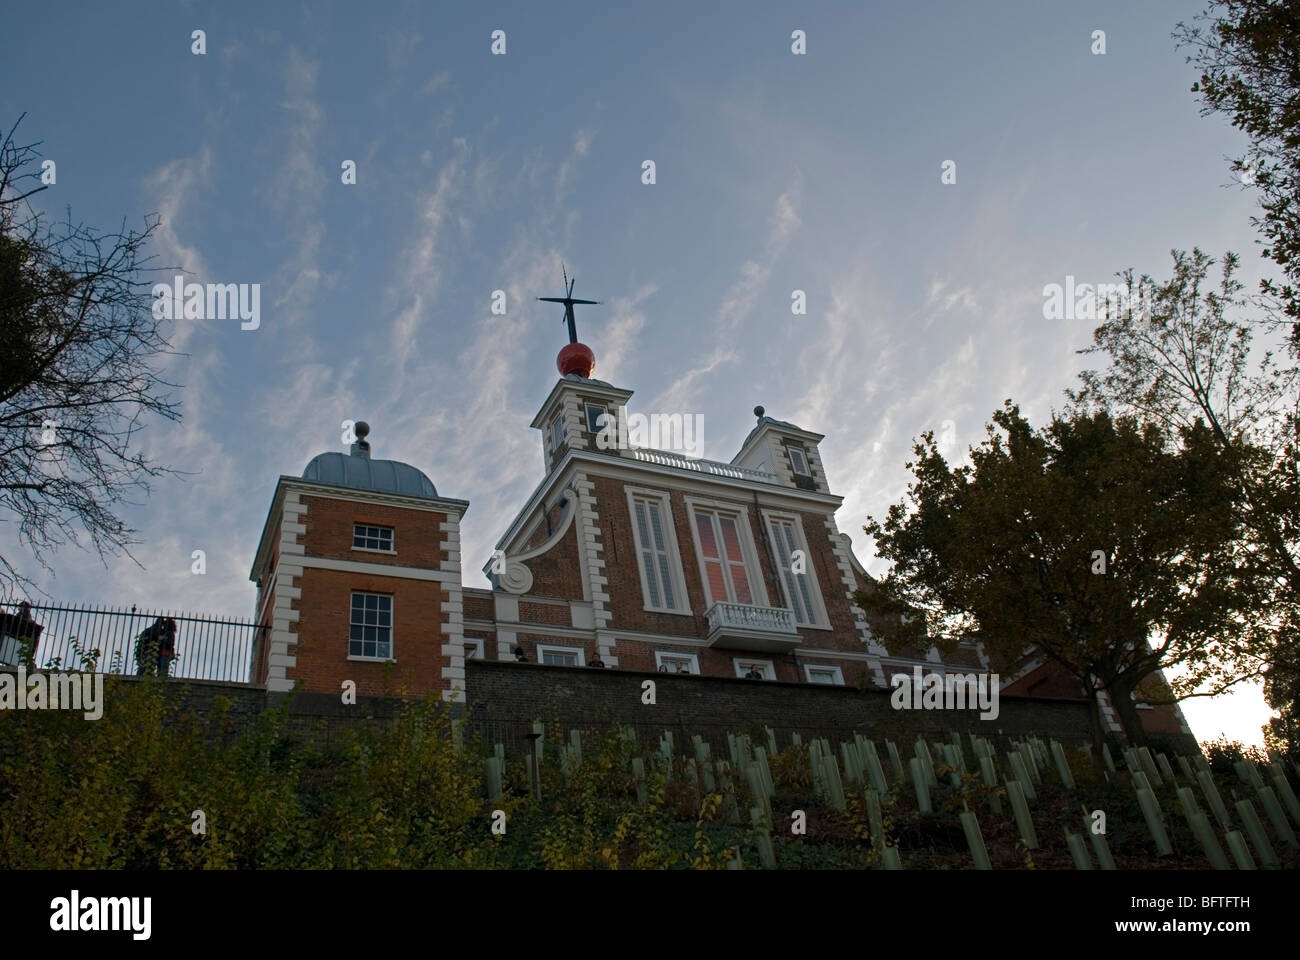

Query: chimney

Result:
[350,420,371,459]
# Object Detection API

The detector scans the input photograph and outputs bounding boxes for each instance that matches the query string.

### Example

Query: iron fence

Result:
[0,598,262,683]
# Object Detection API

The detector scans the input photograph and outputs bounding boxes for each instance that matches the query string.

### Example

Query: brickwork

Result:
[463,659,1118,754]
[299,495,448,568]
[292,566,448,697]
[46,670,1196,757]
[517,524,583,600]
[519,600,571,627]
[463,591,494,620]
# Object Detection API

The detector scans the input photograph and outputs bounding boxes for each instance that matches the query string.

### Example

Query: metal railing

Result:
[0,598,262,683]
[628,448,778,483]
[706,601,798,635]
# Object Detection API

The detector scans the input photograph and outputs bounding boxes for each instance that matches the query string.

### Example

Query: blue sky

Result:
[0,1,1277,744]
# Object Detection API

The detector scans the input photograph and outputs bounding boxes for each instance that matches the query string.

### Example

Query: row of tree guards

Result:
[477,721,1300,869]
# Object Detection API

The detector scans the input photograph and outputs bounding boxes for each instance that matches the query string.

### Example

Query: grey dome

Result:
[302,452,439,499]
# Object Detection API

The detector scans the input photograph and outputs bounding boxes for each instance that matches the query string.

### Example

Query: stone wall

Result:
[4,667,1197,756]
[462,659,1182,754]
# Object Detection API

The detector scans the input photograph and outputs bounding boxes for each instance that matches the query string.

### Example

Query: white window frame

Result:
[684,496,770,609]
[734,657,775,680]
[585,403,609,434]
[626,486,691,614]
[463,637,486,660]
[787,446,811,477]
[803,663,845,685]
[537,643,585,667]
[762,509,830,629]
[352,523,395,553]
[655,650,700,674]
[348,591,394,661]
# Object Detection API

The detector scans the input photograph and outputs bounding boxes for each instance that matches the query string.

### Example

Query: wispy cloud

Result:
[271,48,331,335]
[651,175,802,412]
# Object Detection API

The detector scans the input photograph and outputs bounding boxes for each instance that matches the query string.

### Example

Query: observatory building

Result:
[246,283,1193,743]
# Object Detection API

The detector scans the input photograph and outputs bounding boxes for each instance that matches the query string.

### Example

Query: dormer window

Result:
[585,403,609,434]
[788,446,811,477]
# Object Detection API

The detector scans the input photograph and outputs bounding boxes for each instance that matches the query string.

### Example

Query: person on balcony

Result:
[744,666,764,680]
[588,651,605,668]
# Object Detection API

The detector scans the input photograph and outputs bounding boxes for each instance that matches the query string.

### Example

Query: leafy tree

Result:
[1176,0,1300,346]
[1071,248,1299,754]
[0,115,180,591]
[857,403,1257,749]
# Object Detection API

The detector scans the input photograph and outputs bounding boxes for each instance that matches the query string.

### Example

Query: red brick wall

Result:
[519,600,571,627]
[522,499,568,550]
[798,656,874,687]
[288,567,448,697]
[595,477,712,635]
[518,523,583,600]
[510,634,599,664]
[300,495,448,568]
[463,592,494,620]
[612,639,807,682]
[790,512,859,651]
[464,628,497,659]
[592,476,866,658]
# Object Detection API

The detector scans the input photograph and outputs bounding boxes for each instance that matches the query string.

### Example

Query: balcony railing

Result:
[705,601,800,652]
[628,448,777,483]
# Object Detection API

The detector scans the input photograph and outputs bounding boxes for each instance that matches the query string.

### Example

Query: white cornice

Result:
[493,450,843,559]
[529,378,635,429]
[251,475,470,583]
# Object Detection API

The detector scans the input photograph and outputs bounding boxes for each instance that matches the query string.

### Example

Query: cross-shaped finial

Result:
[537,263,601,344]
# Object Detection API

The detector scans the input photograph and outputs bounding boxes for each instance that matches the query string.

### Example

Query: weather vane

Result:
[537,263,600,344]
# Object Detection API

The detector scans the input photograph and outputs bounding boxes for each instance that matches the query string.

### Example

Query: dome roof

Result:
[302,452,439,499]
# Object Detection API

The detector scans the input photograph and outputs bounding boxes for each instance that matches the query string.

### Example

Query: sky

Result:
[0,0,1279,745]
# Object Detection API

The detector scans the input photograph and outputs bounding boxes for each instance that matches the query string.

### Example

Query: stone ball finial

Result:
[354,421,370,440]
[754,405,765,421]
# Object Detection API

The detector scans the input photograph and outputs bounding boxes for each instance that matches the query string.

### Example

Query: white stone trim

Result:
[440,512,466,704]
[733,657,776,680]
[682,494,771,608]
[758,506,829,628]
[464,618,595,641]
[827,524,874,649]
[294,554,462,582]
[573,472,611,629]
[537,642,586,666]
[802,444,831,495]
[655,650,700,674]
[266,494,307,692]
[803,663,845,685]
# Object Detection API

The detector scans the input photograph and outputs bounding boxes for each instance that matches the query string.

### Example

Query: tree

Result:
[857,403,1258,749]
[1175,1,1300,347]
[0,115,180,592]
[1071,247,1299,753]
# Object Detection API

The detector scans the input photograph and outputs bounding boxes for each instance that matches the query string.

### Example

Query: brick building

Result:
[247,315,1193,743]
